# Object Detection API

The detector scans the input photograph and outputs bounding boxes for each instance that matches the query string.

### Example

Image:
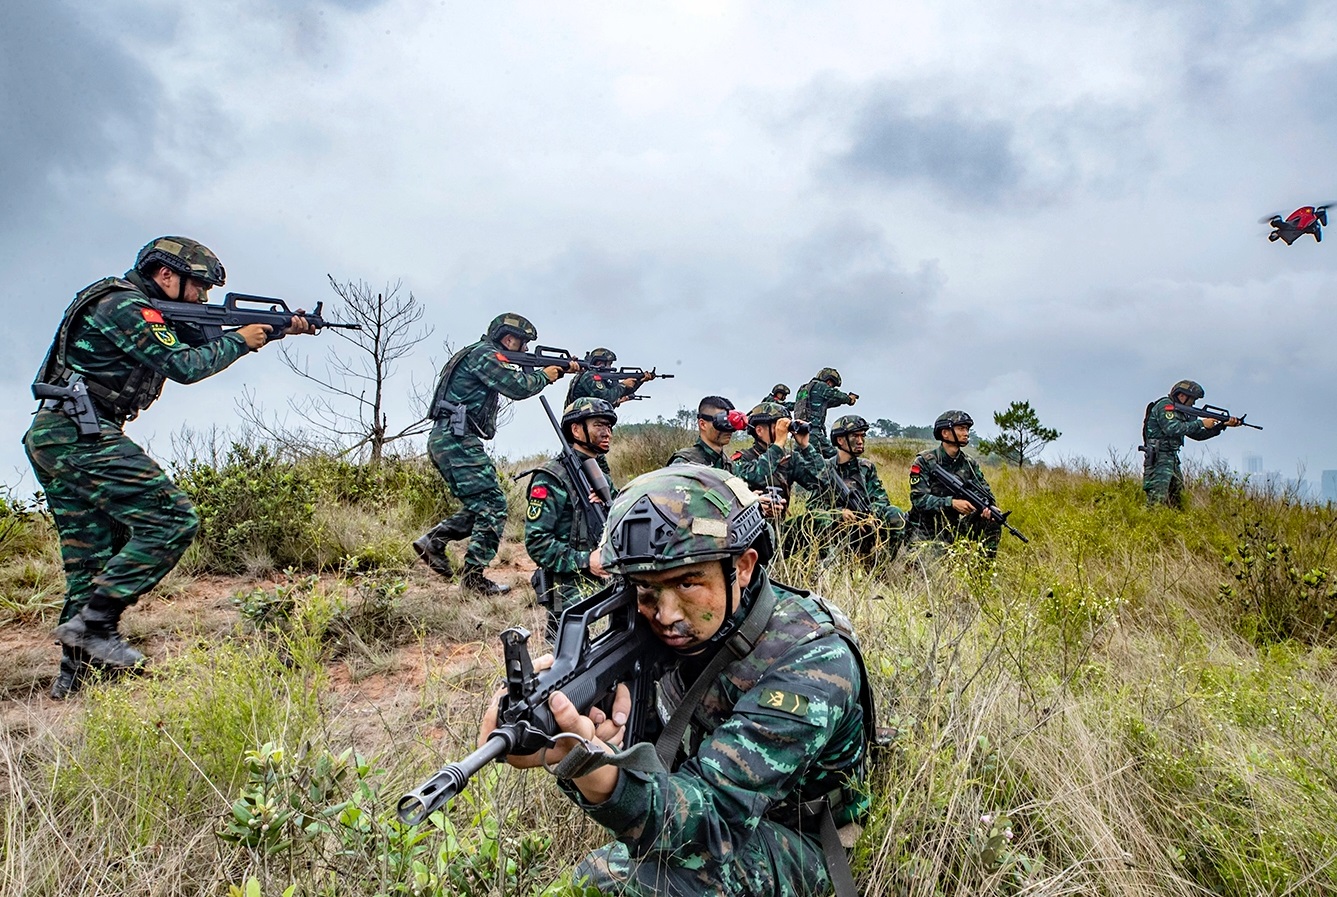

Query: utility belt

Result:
[1138,440,1178,464]
[431,399,470,437]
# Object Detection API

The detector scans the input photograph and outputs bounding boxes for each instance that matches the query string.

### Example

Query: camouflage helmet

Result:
[933,410,974,440]
[816,367,842,386]
[746,401,789,437]
[600,465,772,576]
[1170,379,1205,402]
[830,414,870,439]
[134,236,226,286]
[486,313,538,344]
[562,396,617,432]
[585,347,617,366]
[770,383,790,398]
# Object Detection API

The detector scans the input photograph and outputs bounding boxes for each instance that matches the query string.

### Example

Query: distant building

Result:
[1244,454,1264,474]
[1323,470,1337,503]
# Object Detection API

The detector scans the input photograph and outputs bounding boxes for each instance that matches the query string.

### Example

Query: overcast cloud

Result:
[2,0,1335,491]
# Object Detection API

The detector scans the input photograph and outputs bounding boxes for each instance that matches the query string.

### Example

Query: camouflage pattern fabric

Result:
[760,395,795,414]
[434,338,552,439]
[803,456,907,562]
[523,453,616,620]
[908,446,1001,554]
[567,370,638,406]
[794,379,855,459]
[423,338,552,566]
[25,275,248,620]
[426,429,509,567]
[667,439,730,470]
[1141,395,1222,508]
[732,440,825,512]
[569,576,867,896]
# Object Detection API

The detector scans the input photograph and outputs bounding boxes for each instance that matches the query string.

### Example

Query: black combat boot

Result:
[54,595,146,669]
[50,645,91,700]
[412,533,455,577]
[460,565,511,595]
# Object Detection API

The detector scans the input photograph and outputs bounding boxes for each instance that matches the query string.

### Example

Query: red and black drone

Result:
[1263,204,1330,244]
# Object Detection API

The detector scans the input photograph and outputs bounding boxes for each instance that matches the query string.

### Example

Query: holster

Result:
[1138,444,1159,466]
[432,399,469,437]
[530,568,556,610]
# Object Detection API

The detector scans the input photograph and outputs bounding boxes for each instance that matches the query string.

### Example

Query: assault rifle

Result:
[397,582,668,824]
[1170,403,1263,431]
[614,366,674,382]
[157,293,360,342]
[496,346,593,371]
[824,464,872,516]
[922,461,1028,543]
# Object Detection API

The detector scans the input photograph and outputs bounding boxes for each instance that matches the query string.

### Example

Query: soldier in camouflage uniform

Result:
[479,465,873,896]
[803,415,907,565]
[1141,380,1239,508]
[25,237,314,698]
[792,368,858,459]
[732,401,825,521]
[414,313,577,594]
[908,410,1003,557]
[761,383,794,413]
[566,348,658,407]
[523,397,618,640]
[666,396,748,469]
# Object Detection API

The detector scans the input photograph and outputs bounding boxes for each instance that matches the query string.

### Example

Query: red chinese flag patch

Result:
[530,485,549,500]
[910,464,921,474]
[141,308,166,324]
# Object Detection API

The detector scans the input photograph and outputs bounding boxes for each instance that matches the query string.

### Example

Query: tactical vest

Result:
[536,457,602,553]
[792,380,816,422]
[427,340,502,439]
[656,580,877,826]
[1142,397,1185,450]
[33,276,167,422]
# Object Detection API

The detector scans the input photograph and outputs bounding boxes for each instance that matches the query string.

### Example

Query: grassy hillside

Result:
[3,428,1336,896]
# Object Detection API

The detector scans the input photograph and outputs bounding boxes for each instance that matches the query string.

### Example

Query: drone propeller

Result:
[1258,213,1283,225]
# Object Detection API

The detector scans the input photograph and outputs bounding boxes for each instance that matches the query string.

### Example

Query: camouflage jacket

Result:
[577,576,870,854]
[524,453,616,574]
[732,440,824,505]
[759,396,795,414]
[431,337,552,439]
[908,445,994,530]
[566,370,638,405]
[1142,396,1221,450]
[33,270,248,429]
[668,439,732,470]
[793,379,854,430]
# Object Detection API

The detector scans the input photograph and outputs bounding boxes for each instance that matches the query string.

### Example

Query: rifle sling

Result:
[653,583,778,769]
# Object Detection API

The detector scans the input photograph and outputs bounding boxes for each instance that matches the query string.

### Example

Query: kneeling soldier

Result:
[908,410,1002,557]
[523,397,617,639]
[805,414,907,565]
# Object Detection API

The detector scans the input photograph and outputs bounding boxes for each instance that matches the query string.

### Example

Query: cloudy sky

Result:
[3,0,1335,490]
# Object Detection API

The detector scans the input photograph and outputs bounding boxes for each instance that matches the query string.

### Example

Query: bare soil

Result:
[0,549,542,741]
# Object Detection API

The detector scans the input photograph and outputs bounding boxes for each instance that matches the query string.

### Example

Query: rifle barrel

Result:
[397,733,513,825]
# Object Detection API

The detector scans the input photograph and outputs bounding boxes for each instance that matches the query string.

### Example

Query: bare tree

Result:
[239,276,434,463]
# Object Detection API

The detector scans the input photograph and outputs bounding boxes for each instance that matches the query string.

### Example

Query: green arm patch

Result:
[758,688,809,718]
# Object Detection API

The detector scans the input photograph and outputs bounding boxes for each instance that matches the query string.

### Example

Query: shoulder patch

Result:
[141,307,165,324]
[150,324,178,347]
[731,451,743,461]
[529,485,549,500]
[759,688,809,718]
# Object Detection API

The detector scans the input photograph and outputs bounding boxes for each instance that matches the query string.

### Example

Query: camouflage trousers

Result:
[1143,451,1184,508]
[23,410,200,621]
[808,424,837,459]
[426,425,508,567]
[574,819,831,896]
